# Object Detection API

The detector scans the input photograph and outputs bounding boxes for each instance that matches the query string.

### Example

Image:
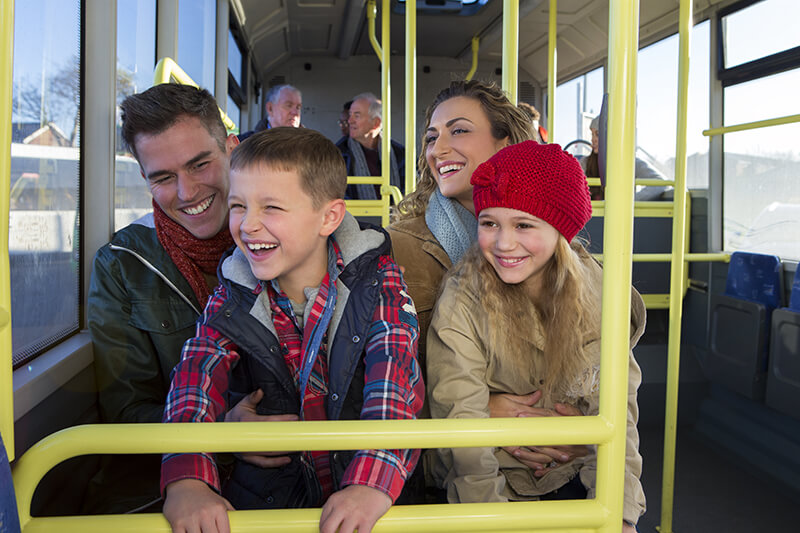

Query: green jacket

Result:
[85,214,203,512]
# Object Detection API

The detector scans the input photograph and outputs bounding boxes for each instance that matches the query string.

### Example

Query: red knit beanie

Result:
[471,141,592,241]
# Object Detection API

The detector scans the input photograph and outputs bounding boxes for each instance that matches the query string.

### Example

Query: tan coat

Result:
[387,214,452,373]
[427,253,647,524]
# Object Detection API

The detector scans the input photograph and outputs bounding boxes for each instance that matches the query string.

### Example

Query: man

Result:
[85,83,239,513]
[238,84,302,140]
[336,92,404,199]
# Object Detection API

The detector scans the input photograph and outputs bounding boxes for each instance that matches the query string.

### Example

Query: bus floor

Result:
[637,425,798,532]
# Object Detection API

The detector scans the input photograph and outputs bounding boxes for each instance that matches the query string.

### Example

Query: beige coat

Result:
[387,214,452,373]
[427,253,647,524]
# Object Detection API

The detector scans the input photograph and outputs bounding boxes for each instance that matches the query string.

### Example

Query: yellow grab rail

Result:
[367,0,382,60]
[14,417,615,531]
[0,0,16,461]
[659,1,692,530]
[585,177,676,187]
[703,112,800,137]
[153,57,237,131]
[597,1,639,530]
[547,0,557,137]
[502,0,519,104]
[405,0,417,194]
[465,37,480,81]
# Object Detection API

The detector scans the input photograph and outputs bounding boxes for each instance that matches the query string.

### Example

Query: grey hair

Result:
[352,92,381,120]
[267,84,301,105]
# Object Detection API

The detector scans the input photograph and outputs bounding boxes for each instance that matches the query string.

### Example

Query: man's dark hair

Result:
[120,83,227,160]
[231,127,347,208]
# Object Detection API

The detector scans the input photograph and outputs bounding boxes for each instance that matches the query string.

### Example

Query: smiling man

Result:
[336,92,404,200]
[85,83,239,514]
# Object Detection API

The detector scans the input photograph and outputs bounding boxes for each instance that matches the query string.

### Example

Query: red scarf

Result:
[152,200,234,307]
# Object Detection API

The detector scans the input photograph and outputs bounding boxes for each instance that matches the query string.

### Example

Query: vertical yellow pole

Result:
[502,0,519,104]
[405,0,416,195]
[597,0,638,531]
[659,0,693,531]
[465,36,480,81]
[367,0,382,60]
[381,0,391,226]
[547,0,557,138]
[0,0,16,461]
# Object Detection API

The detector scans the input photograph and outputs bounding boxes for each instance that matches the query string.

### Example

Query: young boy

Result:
[161,127,423,533]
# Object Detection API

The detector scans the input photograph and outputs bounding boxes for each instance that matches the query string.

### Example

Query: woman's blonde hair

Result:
[395,80,535,220]
[450,237,600,403]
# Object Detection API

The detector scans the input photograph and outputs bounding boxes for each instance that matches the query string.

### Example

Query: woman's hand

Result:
[488,392,590,473]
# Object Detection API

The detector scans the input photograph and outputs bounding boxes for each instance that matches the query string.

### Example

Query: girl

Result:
[426,141,646,531]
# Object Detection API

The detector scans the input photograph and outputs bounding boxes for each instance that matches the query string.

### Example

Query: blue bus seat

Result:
[766,273,800,418]
[0,433,21,533]
[707,252,783,400]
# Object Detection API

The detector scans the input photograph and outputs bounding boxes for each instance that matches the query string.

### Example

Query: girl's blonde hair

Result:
[395,80,535,220]
[450,237,600,403]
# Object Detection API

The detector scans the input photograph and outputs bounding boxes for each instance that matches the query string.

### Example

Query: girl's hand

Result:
[488,392,589,471]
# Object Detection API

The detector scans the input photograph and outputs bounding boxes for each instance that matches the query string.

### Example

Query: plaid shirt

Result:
[161,240,423,503]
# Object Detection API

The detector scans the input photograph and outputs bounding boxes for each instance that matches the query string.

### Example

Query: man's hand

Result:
[225,389,299,468]
[319,485,392,533]
[488,392,589,473]
[163,479,233,533]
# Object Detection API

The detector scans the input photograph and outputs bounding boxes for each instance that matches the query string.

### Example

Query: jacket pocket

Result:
[129,300,197,334]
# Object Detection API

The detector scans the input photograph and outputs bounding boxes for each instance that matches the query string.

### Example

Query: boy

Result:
[161,127,423,533]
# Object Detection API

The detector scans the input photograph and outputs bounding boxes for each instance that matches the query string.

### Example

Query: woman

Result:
[427,141,645,531]
[388,80,533,372]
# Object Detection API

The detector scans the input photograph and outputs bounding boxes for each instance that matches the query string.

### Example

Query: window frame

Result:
[717,0,800,87]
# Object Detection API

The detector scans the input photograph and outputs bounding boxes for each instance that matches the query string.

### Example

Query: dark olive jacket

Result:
[85,214,205,513]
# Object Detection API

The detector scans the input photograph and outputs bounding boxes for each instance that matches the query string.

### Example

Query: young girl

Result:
[427,140,646,531]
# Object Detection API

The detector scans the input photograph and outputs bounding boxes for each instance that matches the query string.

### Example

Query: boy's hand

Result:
[319,485,392,533]
[163,478,233,533]
[226,389,299,468]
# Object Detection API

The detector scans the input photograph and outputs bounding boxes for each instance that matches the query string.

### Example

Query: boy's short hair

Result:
[120,83,227,160]
[231,127,347,208]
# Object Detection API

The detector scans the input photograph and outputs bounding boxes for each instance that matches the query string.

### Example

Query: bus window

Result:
[554,66,604,155]
[723,68,800,260]
[636,21,710,188]
[115,0,156,232]
[9,0,81,367]
[177,0,217,95]
[721,0,800,69]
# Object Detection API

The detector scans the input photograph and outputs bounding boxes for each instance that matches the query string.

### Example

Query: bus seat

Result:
[766,273,800,418]
[1,434,21,533]
[707,252,783,400]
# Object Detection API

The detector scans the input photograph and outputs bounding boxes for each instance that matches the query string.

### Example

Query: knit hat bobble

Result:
[471,141,592,242]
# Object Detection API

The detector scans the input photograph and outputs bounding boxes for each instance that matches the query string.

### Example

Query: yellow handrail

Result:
[502,0,519,104]
[153,57,237,132]
[659,1,692,531]
[547,0,557,137]
[0,0,16,462]
[380,0,391,227]
[465,37,479,81]
[597,1,640,529]
[367,0,382,60]
[405,0,417,195]
[703,112,800,137]
[13,417,615,530]
[586,177,676,187]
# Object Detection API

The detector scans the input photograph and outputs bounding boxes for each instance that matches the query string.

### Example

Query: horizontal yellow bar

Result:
[22,500,609,533]
[347,207,386,217]
[585,177,676,187]
[348,176,385,185]
[641,294,671,309]
[345,200,385,208]
[591,201,673,218]
[703,113,800,137]
[592,253,730,263]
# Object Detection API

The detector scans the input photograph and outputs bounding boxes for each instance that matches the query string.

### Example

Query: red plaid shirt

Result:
[160,242,423,503]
